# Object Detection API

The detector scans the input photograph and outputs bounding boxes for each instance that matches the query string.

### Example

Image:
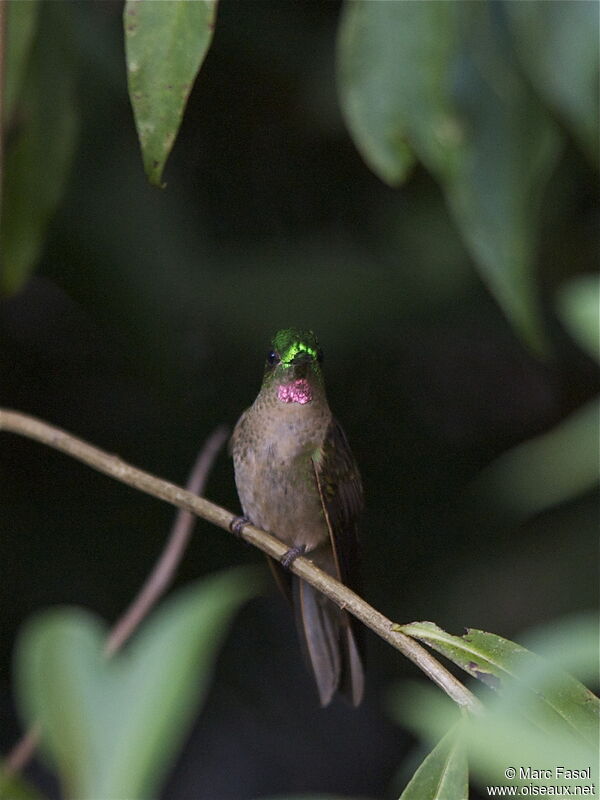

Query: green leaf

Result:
[124,0,218,187]
[337,2,562,354]
[337,1,454,186]
[521,612,600,689]
[390,679,598,793]
[507,0,599,167]
[0,767,47,800]
[388,679,461,745]
[3,0,40,126]
[397,622,599,746]
[0,2,78,295]
[556,274,600,363]
[463,708,599,792]
[15,568,259,800]
[399,722,468,800]
[472,397,600,518]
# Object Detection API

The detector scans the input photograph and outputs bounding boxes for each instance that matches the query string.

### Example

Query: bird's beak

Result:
[291,351,312,365]
[291,350,312,378]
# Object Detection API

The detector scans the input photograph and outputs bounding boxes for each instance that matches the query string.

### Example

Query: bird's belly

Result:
[233,443,327,552]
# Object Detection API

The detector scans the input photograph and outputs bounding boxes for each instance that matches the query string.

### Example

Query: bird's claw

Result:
[229,515,250,538]
[280,545,306,570]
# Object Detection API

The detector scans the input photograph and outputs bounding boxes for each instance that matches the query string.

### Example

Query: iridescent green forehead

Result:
[271,328,320,365]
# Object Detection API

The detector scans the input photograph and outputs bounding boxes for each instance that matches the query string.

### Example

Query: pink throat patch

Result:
[277,379,312,405]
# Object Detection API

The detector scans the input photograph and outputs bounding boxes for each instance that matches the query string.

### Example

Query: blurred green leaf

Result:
[0,2,78,295]
[124,0,218,187]
[388,679,461,746]
[398,622,599,746]
[0,767,46,800]
[507,0,599,167]
[556,274,600,363]
[337,1,455,186]
[3,0,40,126]
[398,722,468,800]
[464,708,599,793]
[465,635,599,792]
[15,568,258,800]
[391,677,598,794]
[472,398,600,519]
[337,2,562,353]
[520,611,600,688]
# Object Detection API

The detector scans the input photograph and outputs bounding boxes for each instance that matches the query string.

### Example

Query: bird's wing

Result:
[311,416,363,592]
[311,417,365,704]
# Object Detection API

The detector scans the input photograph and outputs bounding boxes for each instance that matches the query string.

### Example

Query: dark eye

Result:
[267,350,280,366]
[316,348,324,363]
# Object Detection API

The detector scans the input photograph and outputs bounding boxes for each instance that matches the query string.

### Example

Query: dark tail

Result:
[293,575,364,706]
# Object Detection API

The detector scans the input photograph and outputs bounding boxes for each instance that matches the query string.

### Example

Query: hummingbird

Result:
[231,328,364,706]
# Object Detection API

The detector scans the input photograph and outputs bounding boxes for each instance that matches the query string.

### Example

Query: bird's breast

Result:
[233,406,330,551]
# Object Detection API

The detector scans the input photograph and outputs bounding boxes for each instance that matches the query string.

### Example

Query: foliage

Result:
[124,0,217,187]
[2,0,597,343]
[0,769,44,800]
[398,621,599,744]
[0,1,597,798]
[391,614,599,799]
[338,1,563,354]
[397,721,468,800]
[5,569,258,800]
[1,1,77,293]
[473,272,599,519]
[556,274,600,364]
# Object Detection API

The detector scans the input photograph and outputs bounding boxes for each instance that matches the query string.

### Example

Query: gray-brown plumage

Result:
[231,328,364,705]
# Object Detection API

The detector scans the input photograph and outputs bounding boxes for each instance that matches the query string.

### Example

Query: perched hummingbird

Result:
[231,328,364,706]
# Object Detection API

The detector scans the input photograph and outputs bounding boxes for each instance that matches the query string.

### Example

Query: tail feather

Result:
[339,624,364,706]
[267,556,365,705]
[294,575,364,706]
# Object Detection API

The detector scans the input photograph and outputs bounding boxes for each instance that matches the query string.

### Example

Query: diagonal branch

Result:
[0,407,483,715]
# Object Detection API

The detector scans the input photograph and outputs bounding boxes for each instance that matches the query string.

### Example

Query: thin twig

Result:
[105,424,229,656]
[0,407,483,714]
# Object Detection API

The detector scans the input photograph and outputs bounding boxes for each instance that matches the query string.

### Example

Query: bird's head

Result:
[261,328,325,405]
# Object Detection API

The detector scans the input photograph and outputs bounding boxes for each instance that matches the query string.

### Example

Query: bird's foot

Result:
[229,515,250,538]
[280,544,306,570]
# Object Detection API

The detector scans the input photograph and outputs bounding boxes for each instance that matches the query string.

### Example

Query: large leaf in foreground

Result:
[472,397,599,519]
[15,568,258,800]
[556,274,600,363]
[399,722,467,800]
[3,0,40,125]
[124,0,218,187]
[391,679,598,794]
[507,0,599,167]
[398,622,599,746]
[0,766,46,800]
[337,1,561,353]
[1,2,78,294]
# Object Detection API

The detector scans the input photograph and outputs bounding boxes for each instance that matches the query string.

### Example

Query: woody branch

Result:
[0,407,483,714]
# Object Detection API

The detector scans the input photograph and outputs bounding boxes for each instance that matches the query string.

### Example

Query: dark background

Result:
[1,2,597,798]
